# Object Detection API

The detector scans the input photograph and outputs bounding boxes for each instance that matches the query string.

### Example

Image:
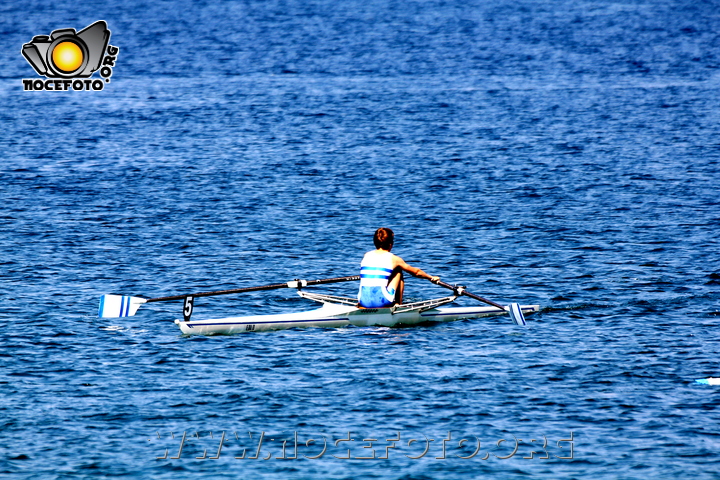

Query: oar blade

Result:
[507,303,527,326]
[98,295,146,318]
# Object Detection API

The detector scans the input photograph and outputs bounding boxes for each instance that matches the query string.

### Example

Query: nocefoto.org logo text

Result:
[21,20,119,91]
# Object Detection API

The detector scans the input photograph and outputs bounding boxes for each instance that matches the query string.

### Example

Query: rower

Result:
[358,227,440,308]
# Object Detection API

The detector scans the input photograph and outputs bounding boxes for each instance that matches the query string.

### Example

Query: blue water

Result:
[2,0,719,478]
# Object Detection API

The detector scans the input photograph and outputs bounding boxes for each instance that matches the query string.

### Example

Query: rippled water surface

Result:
[1,0,719,478]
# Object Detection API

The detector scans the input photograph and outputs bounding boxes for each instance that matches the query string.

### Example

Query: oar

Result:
[431,279,527,326]
[98,275,360,320]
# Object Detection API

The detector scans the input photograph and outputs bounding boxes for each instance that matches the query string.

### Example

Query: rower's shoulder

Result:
[390,253,405,266]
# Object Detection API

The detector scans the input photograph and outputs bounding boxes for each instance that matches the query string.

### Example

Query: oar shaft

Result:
[145,275,360,303]
[460,291,506,311]
[146,283,286,303]
[433,280,506,311]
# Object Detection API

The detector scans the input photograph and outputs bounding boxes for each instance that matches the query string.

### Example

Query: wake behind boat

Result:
[98,275,539,335]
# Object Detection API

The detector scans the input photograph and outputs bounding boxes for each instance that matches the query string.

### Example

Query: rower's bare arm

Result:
[394,256,439,282]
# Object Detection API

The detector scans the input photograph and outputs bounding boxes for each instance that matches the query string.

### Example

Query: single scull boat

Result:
[98,276,539,335]
[175,291,540,335]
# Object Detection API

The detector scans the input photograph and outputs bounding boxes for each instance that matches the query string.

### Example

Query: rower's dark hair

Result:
[374,227,394,250]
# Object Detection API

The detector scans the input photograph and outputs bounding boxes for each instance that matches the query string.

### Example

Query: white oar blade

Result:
[98,295,146,318]
[507,303,527,326]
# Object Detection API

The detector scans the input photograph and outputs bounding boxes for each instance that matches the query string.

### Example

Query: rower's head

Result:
[374,227,394,250]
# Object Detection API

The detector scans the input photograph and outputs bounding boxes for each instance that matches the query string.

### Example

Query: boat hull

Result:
[175,304,540,335]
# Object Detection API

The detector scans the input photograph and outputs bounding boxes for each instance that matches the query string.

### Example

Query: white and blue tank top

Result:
[358,251,396,308]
